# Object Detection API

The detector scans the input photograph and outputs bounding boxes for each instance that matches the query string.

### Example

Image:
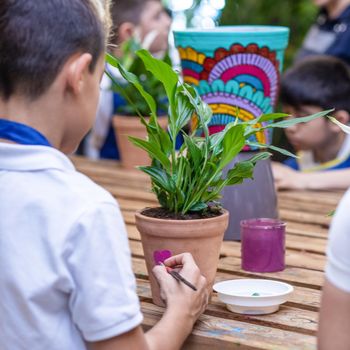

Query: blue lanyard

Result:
[0,119,52,147]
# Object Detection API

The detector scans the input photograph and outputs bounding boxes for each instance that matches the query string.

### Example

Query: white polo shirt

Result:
[326,188,350,293]
[0,143,143,350]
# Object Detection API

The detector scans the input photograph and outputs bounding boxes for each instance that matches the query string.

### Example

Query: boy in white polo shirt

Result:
[0,1,208,350]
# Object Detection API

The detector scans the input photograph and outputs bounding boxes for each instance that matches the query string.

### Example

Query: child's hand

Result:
[153,253,208,324]
[272,161,308,190]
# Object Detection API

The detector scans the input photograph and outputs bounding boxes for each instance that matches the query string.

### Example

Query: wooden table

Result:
[71,156,345,350]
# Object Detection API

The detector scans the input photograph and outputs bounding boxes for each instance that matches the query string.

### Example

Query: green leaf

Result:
[223,153,270,186]
[210,123,234,151]
[245,109,334,138]
[247,151,272,163]
[189,202,208,212]
[136,49,178,107]
[327,209,335,217]
[219,125,245,170]
[181,84,212,130]
[225,162,254,185]
[176,188,186,207]
[157,125,172,156]
[174,89,193,131]
[250,113,290,124]
[328,116,350,134]
[144,117,172,157]
[182,133,202,170]
[247,141,298,158]
[267,145,297,158]
[106,53,157,118]
[128,136,171,171]
[225,176,246,186]
[138,166,174,193]
[155,189,169,208]
[105,70,145,118]
[266,109,334,128]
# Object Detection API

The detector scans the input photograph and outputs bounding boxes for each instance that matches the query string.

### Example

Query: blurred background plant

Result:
[109,37,170,116]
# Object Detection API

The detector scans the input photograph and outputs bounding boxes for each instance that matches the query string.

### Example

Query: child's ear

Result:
[331,110,350,132]
[66,53,93,95]
[118,22,136,42]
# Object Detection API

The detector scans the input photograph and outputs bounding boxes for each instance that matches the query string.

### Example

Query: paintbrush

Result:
[160,262,197,291]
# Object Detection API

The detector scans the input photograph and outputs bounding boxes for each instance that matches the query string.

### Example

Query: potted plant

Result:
[106,38,170,169]
[106,49,332,306]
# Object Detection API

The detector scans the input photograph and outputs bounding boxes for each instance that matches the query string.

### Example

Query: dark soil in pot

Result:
[141,206,224,220]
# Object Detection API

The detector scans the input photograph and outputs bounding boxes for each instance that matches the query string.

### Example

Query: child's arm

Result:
[89,253,208,350]
[318,190,350,349]
[318,279,350,350]
[272,161,350,190]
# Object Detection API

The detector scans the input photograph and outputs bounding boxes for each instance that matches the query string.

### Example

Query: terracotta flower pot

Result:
[112,115,168,170]
[135,209,229,306]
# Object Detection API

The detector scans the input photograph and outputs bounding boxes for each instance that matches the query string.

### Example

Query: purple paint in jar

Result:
[241,218,286,272]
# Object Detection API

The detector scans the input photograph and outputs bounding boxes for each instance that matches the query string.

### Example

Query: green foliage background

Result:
[219,0,317,69]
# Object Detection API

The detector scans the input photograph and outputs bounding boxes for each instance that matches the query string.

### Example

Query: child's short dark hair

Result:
[0,0,107,100]
[280,55,350,113]
[110,0,159,44]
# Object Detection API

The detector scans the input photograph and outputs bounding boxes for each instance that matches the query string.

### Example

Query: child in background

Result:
[296,0,350,65]
[0,1,208,349]
[85,0,171,159]
[272,55,350,190]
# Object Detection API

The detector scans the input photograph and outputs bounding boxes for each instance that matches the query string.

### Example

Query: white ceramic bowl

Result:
[213,279,294,315]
